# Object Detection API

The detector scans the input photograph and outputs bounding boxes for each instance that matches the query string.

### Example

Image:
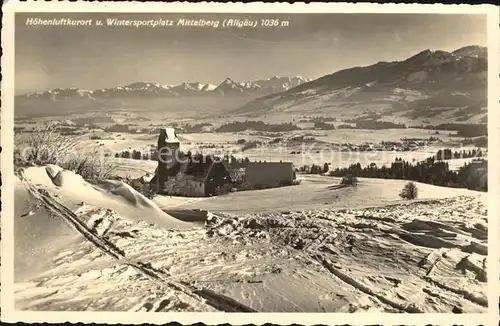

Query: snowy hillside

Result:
[235,46,487,123]
[14,166,488,312]
[213,76,311,96]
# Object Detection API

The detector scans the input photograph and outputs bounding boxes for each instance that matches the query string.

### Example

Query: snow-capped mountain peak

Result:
[17,76,312,100]
[452,45,487,58]
[234,45,487,120]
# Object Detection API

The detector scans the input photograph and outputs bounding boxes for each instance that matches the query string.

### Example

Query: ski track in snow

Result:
[15,173,488,313]
[16,173,256,312]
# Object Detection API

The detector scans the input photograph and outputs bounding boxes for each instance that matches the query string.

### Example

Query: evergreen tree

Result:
[400,182,418,199]
[323,162,330,173]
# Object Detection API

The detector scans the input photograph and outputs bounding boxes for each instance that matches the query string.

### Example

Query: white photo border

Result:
[1,1,499,324]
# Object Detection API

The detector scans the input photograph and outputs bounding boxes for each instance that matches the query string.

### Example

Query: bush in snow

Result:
[60,149,118,181]
[15,124,117,180]
[15,124,79,166]
[340,174,358,186]
[399,182,418,200]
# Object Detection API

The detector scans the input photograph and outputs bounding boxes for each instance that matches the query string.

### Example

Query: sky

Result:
[15,13,487,94]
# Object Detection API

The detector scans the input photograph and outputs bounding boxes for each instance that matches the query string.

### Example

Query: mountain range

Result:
[16,45,487,124]
[234,45,487,123]
[18,76,311,100]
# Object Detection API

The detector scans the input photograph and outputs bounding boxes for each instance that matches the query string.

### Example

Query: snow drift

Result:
[21,165,194,230]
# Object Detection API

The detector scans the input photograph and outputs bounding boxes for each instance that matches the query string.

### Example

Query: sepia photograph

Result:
[1,2,499,323]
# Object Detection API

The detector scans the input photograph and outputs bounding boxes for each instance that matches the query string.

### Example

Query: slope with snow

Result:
[19,166,194,230]
[13,167,488,312]
[235,46,487,123]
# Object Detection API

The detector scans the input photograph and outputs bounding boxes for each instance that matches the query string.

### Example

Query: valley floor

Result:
[13,168,488,313]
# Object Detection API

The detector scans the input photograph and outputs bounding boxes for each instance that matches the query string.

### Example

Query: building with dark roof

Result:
[150,128,232,197]
[244,162,295,188]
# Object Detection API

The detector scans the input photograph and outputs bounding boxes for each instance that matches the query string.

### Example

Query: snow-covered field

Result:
[13,166,488,312]
[233,148,438,170]
[105,153,479,182]
[61,128,463,155]
[52,127,480,180]
[154,175,486,213]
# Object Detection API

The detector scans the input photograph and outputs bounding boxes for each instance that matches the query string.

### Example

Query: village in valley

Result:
[14,103,488,196]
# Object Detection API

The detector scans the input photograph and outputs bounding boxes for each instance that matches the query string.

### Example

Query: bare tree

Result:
[15,124,117,180]
[15,124,80,166]
[61,147,118,180]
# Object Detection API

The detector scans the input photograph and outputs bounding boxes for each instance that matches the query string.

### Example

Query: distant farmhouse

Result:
[150,128,232,197]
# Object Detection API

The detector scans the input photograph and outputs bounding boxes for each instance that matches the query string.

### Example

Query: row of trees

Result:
[113,149,254,169]
[328,157,487,191]
[212,120,485,135]
[422,123,487,137]
[435,148,484,161]
[115,150,152,160]
[299,116,337,123]
[313,121,336,130]
[215,121,300,133]
[354,120,406,130]
[104,124,132,133]
[303,163,330,174]
[180,123,212,133]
